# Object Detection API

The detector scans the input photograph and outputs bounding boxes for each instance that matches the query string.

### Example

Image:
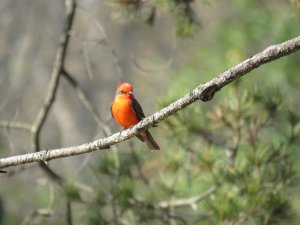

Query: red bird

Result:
[111,82,160,150]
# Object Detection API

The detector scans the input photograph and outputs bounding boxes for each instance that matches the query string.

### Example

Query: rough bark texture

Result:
[0,35,300,169]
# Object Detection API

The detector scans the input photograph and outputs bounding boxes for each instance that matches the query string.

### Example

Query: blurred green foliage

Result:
[108,0,199,37]
[158,82,298,224]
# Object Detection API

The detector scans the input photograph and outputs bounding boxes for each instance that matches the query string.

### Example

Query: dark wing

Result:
[110,102,115,119]
[129,98,145,142]
[130,97,146,121]
[131,97,158,127]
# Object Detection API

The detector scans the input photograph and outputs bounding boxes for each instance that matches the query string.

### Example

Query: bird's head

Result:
[116,82,134,97]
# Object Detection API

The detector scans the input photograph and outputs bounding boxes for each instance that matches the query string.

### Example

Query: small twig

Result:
[0,120,32,131]
[21,208,53,225]
[156,187,216,209]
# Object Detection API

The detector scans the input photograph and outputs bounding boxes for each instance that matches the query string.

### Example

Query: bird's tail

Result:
[142,130,160,150]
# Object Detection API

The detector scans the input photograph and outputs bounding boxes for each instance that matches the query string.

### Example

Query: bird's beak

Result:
[128,91,133,95]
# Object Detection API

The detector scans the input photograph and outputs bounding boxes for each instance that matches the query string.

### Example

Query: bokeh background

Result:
[0,0,300,224]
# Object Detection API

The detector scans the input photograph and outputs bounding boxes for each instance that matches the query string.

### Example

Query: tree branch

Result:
[21,208,53,225]
[155,187,216,209]
[0,35,300,169]
[61,69,111,136]
[30,0,76,183]
[32,0,76,147]
[0,120,32,131]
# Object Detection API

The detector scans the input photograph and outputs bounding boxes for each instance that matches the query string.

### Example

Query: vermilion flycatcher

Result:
[111,82,160,150]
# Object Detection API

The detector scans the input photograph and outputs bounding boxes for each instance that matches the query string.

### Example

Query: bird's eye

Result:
[118,90,125,95]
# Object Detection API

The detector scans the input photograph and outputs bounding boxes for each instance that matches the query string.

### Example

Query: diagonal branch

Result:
[0,35,300,169]
[61,69,111,136]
